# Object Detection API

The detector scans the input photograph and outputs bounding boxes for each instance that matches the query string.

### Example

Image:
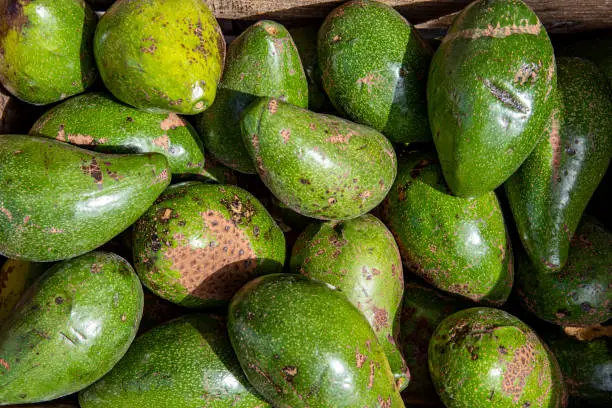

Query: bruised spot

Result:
[356,349,366,368]
[549,110,561,182]
[332,35,342,42]
[268,99,278,114]
[309,122,317,130]
[160,208,173,221]
[371,305,389,331]
[368,360,375,389]
[514,61,542,85]
[480,77,528,114]
[152,134,170,150]
[326,131,355,144]
[0,358,9,370]
[160,113,185,131]
[3,0,30,33]
[280,128,290,143]
[91,264,102,274]
[358,191,372,200]
[328,197,337,205]
[81,158,103,186]
[502,340,537,402]
[264,24,278,35]
[281,366,298,382]
[0,206,12,221]
[442,20,542,43]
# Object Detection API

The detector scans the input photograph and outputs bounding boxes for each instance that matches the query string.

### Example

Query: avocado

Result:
[555,33,612,84]
[132,182,285,308]
[0,135,170,262]
[505,57,612,273]
[516,216,611,327]
[79,314,270,408]
[290,214,409,391]
[381,150,513,305]
[427,0,556,197]
[228,273,403,407]
[0,0,97,105]
[429,307,566,408]
[197,20,308,173]
[94,0,225,114]
[241,97,397,220]
[0,251,143,404]
[0,259,47,323]
[318,0,432,144]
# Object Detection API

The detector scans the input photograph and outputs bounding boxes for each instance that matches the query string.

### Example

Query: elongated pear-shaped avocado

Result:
[290,214,409,391]
[319,0,432,144]
[94,0,225,114]
[79,315,270,408]
[133,182,285,308]
[241,97,397,220]
[0,251,143,405]
[0,259,47,324]
[505,57,612,273]
[29,93,207,178]
[197,20,308,173]
[428,0,556,197]
[228,274,404,407]
[0,135,171,262]
[429,308,566,408]
[0,0,97,105]
[381,150,513,305]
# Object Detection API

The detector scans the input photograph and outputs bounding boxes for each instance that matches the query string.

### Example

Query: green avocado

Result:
[79,314,270,408]
[197,20,308,174]
[427,0,556,197]
[0,259,47,324]
[241,97,397,220]
[0,0,97,105]
[132,182,285,308]
[0,251,143,405]
[94,0,225,114]
[429,307,566,408]
[318,0,432,144]
[381,150,513,305]
[0,135,171,262]
[228,273,403,407]
[29,92,208,178]
[516,216,612,327]
[555,33,612,84]
[290,214,409,391]
[505,57,612,273]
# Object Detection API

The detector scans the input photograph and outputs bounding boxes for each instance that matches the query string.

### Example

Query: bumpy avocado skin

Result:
[429,307,567,408]
[516,216,612,327]
[94,0,225,114]
[228,273,404,407]
[381,150,513,305]
[0,0,98,105]
[132,182,285,309]
[505,58,612,274]
[427,0,556,197]
[0,251,144,405]
[318,0,432,144]
[79,314,270,408]
[241,97,397,221]
[197,20,308,174]
[0,259,47,324]
[0,135,170,262]
[290,214,409,391]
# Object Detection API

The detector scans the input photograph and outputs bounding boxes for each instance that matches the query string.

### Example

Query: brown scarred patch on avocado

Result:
[356,72,381,93]
[220,195,256,225]
[378,396,392,408]
[90,263,101,274]
[152,134,170,150]
[280,128,290,143]
[56,124,107,146]
[268,99,278,114]
[160,113,185,131]
[0,357,9,370]
[549,110,561,182]
[140,36,158,54]
[514,61,542,85]
[371,305,389,331]
[0,206,12,221]
[81,158,103,186]
[368,360,375,389]
[281,366,298,382]
[2,0,31,34]
[154,169,169,184]
[501,340,537,402]
[264,25,278,36]
[442,21,542,44]
[355,349,366,368]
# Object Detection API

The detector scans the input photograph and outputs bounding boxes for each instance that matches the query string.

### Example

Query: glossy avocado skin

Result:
[516,217,612,327]
[0,259,47,324]
[506,58,612,273]
[318,0,432,144]
[30,92,207,178]
[290,214,409,391]
[428,0,556,197]
[132,182,285,308]
[79,314,270,408]
[0,135,171,262]
[429,307,566,408]
[381,150,513,305]
[197,20,308,174]
[94,0,225,114]
[0,0,97,105]
[241,97,397,221]
[0,251,144,405]
[228,274,404,407]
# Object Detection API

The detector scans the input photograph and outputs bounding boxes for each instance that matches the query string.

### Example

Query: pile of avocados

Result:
[0,0,610,407]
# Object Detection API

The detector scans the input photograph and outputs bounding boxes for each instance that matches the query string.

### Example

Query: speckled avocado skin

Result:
[318,0,432,144]
[197,21,308,174]
[381,150,513,305]
[429,307,567,408]
[29,92,207,178]
[428,0,556,197]
[132,182,285,308]
[228,273,404,407]
[94,0,225,114]
[290,214,409,391]
[0,135,170,262]
[516,216,612,327]
[505,57,612,274]
[241,97,397,221]
[79,314,270,408]
[0,259,47,324]
[0,251,144,405]
[0,0,97,105]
